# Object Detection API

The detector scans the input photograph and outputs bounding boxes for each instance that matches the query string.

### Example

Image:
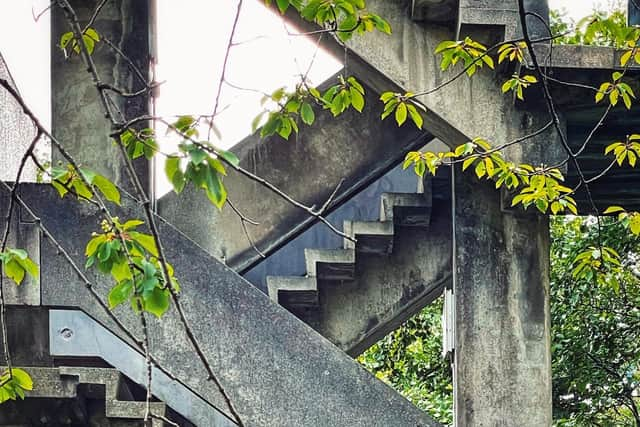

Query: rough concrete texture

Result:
[51,0,150,191]
[8,183,440,427]
[0,53,38,182]
[0,366,170,426]
[453,171,552,426]
[319,198,452,356]
[2,203,41,305]
[267,176,451,355]
[0,307,51,367]
[289,0,565,169]
[158,74,431,272]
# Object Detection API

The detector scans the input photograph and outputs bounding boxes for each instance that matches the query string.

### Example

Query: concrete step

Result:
[4,366,171,426]
[343,220,394,254]
[305,248,356,281]
[380,192,432,227]
[267,276,318,307]
[59,366,168,426]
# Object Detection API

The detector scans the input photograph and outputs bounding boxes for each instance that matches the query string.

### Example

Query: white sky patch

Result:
[550,0,623,21]
[155,0,341,150]
[0,0,50,129]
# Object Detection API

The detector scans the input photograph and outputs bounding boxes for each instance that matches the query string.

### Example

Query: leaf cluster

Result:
[0,369,33,403]
[51,165,121,206]
[59,27,100,57]
[267,0,391,42]
[85,218,178,318]
[0,248,38,286]
[164,116,239,210]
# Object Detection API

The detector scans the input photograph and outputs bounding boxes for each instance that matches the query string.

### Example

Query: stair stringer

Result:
[267,185,452,355]
[0,366,169,426]
[12,183,441,427]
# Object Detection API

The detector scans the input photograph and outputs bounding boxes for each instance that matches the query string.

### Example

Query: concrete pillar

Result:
[51,0,151,191]
[524,0,550,39]
[452,171,552,426]
[630,0,640,26]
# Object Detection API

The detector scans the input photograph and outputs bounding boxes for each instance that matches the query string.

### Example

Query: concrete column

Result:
[51,0,151,191]
[630,0,640,26]
[453,170,552,426]
[524,0,550,39]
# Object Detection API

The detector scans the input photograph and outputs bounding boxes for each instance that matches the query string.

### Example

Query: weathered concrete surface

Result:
[50,309,233,426]
[158,74,431,272]
[51,0,150,191]
[8,183,440,427]
[0,366,172,426]
[290,0,565,168]
[0,53,38,182]
[319,195,452,356]
[2,201,41,305]
[453,171,552,426]
[0,307,51,366]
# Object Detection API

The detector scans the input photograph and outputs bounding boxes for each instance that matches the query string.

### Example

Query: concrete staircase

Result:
[0,366,174,426]
[4,183,442,427]
[267,191,433,336]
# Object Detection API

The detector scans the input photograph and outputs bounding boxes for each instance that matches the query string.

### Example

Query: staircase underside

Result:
[267,174,453,355]
[1,183,440,427]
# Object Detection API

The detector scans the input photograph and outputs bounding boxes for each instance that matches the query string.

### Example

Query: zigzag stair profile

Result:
[0,366,172,426]
[59,366,169,425]
[267,191,432,327]
[9,183,440,426]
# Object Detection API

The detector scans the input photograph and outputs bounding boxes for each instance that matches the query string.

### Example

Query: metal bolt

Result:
[60,327,74,340]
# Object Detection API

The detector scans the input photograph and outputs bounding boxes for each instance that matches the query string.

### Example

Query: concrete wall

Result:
[0,53,38,182]
[51,0,150,191]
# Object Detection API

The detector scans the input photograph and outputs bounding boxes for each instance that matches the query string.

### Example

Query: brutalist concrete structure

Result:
[1,0,640,426]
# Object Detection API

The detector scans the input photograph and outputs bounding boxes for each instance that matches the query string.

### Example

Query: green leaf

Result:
[350,87,365,112]
[93,175,121,205]
[129,232,159,257]
[10,368,32,391]
[189,148,208,165]
[395,102,408,126]
[276,0,289,14]
[603,206,625,215]
[108,280,133,309]
[300,103,315,125]
[407,104,423,129]
[143,287,170,318]
[4,259,25,286]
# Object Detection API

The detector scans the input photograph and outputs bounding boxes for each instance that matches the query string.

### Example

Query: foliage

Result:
[551,3,629,47]
[0,248,39,286]
[551,216,640,426]
[358,298,453,425]
[0,368,33,403]
[59,27,100,57]
[51,165,121,205]
[266,0,391,42]
[85,218,179,318]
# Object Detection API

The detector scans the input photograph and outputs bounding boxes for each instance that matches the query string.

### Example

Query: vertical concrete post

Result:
[630,0,640,26]
[452,171,552,426]
[51,0,151,191]
[523,0,550,39]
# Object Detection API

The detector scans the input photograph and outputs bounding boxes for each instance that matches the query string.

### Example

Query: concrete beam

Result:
[51,0,151,191]
[9,183,440,427]
[158,75,430,272]
[287,0,564,168]
[452,171,552,426]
